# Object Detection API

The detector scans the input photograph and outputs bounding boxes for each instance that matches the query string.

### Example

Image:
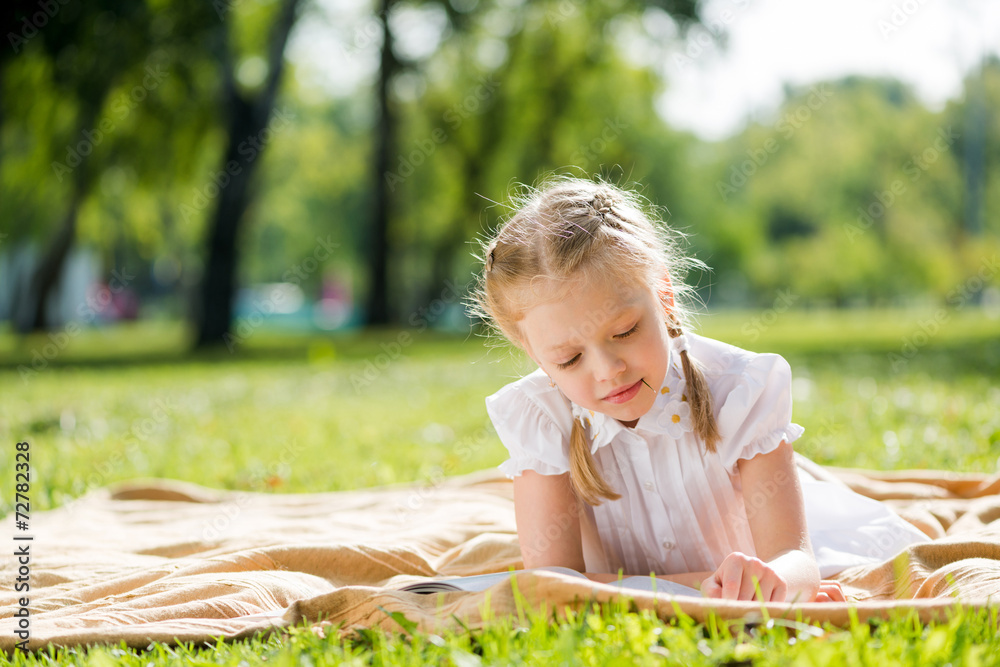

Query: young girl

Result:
[470,177,928,603]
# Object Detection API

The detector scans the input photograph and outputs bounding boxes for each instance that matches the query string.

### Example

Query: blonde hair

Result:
[470,176,721,506]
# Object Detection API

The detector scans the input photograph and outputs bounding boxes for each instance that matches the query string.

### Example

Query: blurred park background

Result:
[3,0,1000,341]
[1,0,999,508]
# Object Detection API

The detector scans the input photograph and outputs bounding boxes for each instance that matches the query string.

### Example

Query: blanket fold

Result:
[3,467,1000,651]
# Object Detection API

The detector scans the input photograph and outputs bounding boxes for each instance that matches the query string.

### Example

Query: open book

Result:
[233,568,702,624]
[397,566,702,597]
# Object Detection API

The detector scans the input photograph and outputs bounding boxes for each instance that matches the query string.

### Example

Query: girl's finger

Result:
[738,571,760,601]
[754,577,775,602]
[721,563,744,600]
[757,576,785,603]
[701,577,722,598]
[817,581,846,602]
[770,578,788,603]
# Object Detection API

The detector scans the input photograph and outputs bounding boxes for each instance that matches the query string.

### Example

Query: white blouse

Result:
[486,333,928,578]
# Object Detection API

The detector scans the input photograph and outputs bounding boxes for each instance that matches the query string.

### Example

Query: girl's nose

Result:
[593,347,626,381]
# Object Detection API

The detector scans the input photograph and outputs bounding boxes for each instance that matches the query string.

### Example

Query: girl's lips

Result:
[603,379,643,404]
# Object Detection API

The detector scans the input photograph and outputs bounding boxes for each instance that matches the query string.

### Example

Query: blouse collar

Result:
[567,336,693,453]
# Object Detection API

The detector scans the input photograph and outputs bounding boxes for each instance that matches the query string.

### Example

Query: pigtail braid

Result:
[666,322,721,453]
[568,418,621,505]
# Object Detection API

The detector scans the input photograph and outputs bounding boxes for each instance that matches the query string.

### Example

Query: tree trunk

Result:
[193,0,300,348]
[364,0,397,325]
[12,108,96,334]
[10,202,79,333]
[194,96,256,348]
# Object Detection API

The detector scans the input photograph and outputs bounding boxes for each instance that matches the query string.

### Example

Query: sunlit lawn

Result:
[1,307,999,665]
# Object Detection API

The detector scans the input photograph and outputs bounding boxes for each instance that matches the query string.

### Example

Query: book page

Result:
[398,568,702,596]
[398,566,586,594]
[613,576,703,597]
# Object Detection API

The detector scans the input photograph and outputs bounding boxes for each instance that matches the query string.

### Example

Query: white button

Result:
[643,481,654,491]
[662,540,676,550]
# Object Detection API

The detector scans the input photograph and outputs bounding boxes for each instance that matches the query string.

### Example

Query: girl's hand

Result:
[701,552,788,602]
[813,580,846,602]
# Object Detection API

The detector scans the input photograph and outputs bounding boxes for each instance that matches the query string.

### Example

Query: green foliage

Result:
[240,97,372,294]
[3,3,998,321]
[0,51,73,240]
[699,73,998,306]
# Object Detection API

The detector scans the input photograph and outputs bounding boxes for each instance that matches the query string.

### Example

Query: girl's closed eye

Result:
[556,323,638,369]
[557,354,580,370]
[615,323,639,339]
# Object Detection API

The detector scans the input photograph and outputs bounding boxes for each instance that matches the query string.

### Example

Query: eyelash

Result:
[555,323,639,370]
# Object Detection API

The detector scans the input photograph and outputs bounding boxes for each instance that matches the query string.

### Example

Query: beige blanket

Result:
[3,467,1000,651]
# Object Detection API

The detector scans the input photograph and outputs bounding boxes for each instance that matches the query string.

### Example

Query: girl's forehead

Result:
[526,273,647,311]
[521,277,651,342]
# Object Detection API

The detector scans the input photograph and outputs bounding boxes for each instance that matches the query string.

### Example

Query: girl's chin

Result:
[603,398,654,424]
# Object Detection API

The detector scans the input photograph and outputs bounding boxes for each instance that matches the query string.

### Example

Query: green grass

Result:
[2,308,1000,665]
[8,604,1000,666]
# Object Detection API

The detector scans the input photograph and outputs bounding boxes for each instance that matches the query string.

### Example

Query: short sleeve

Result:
[485,372,575,478]
[715,352,804,473]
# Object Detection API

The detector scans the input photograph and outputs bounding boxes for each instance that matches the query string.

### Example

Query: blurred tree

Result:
[6,0,994,335]
[2,0,305,345]
[1,0,233,331]
[367,0,701,322]
[365,0,398,326]
[2,1,155,331]
[193,0,302,348]
[950,56,1000,237]
[241,99,370,300]
[698,75,986,307]
[244,5,995,318]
